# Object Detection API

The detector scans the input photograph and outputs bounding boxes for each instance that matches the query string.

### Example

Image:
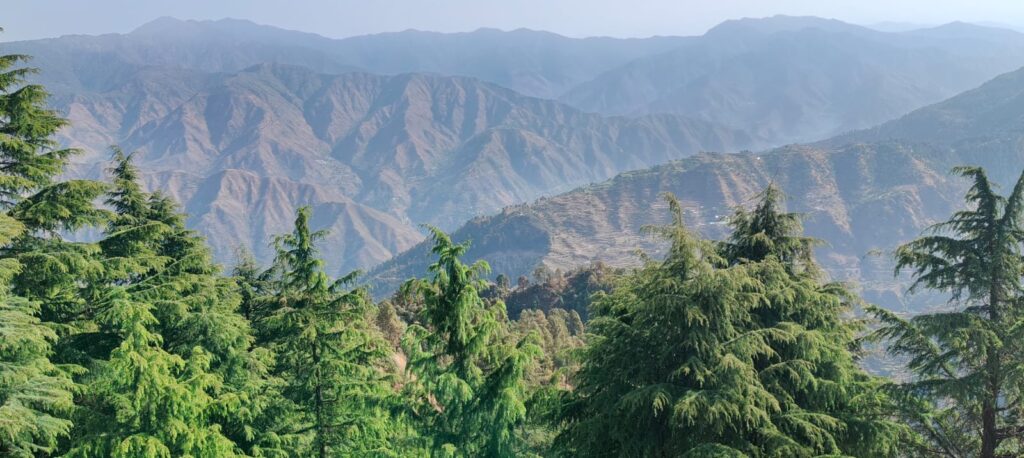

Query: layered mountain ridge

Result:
[9,15,1024,285]
[561,17,1024,144]
[49,62,755,274]
[371,64,1024,309]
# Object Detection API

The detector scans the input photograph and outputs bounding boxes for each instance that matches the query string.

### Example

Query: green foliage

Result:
[513,308,584,386]
[402,227,541,457]
[0,52,102,456]
[261,207,397,457]
[0,54,79,207]
[67,288,239,458]
[97,152,289,457]
[870,167,1024,457]
[0,214,77,457]
[719,184,819,272]
[556,192,904,457]
[501,263,619,320]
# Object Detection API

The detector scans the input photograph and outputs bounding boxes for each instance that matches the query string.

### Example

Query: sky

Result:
[3,0,1024,42]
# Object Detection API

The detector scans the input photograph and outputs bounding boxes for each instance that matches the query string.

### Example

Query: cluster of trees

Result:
[4,51,1024,458]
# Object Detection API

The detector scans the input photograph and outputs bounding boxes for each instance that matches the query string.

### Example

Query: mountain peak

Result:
[705,15,871,38]
[130,16,194,35]
[129,16,330,44]
[907,20,1024,39]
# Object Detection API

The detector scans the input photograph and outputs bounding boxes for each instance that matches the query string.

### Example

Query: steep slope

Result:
[53,64,755,275]
[370,144,963,307]
[560,16,1024,145]
[373,65,1024,308]
[182,170,422,270]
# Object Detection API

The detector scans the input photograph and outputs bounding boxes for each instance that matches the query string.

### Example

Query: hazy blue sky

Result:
[4,0,1024,41]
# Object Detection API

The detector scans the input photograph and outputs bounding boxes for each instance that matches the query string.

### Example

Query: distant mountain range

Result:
[9,16,687,100]
[6,15,1024,286]
[37,62,754,274]
[561,17,1024,144]
[371,63,1024,309]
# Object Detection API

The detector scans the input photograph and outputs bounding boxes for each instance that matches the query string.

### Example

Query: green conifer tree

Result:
[0,50,104,454]
[0,214,77,456]
[262,207,396,457]
[556,193,903,457]
[66,288,240,458]
[94,151,291,457]
[721,186,905,456]
[871,167,1024,457]
[402,227,540,457]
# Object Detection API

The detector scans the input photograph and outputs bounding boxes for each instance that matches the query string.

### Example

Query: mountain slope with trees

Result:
[7,46,1024,457]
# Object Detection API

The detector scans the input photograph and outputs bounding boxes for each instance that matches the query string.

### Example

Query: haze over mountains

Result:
[47,62,753,271]
[8,14,1024,288]
[374,63,1024,308]
[562,17,1024,143]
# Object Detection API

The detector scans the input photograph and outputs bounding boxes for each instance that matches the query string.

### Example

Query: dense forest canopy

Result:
[2,41,1024,458]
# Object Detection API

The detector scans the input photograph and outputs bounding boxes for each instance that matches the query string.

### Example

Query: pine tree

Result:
[262,207,396,457]
[95,151,291,456]
[402,227,540,457]
[0,213,77,456]
[66,288,240,458]
[556,193,903,457]
[721,186,905,456]
[0,51,104,455]
[871,167,1024,457]
[232,248,274,325]
[720,184,819,270]
[0,51,107,344]
[0,53,86,206]
[98,148,170,285]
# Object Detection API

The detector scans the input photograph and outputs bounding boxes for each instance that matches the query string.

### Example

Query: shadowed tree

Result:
[871,167,1024,457]
[555,192,903,457]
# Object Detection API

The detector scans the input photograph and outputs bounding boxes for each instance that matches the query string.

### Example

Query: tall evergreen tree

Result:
[721,186,904,455]
[556,193,902,457]
[871,167,1024,457]
[262,207,395,457]
[94,151,290,457]
[66,288,240,458]
[402,227,540,457]
[720,184,818,270]
[0,214,77,457]
[0,50,104,455]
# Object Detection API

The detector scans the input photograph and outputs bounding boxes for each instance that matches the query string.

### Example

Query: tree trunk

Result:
[313,342,327,458]
[982,285,1003,458]
[981,398,997,458]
